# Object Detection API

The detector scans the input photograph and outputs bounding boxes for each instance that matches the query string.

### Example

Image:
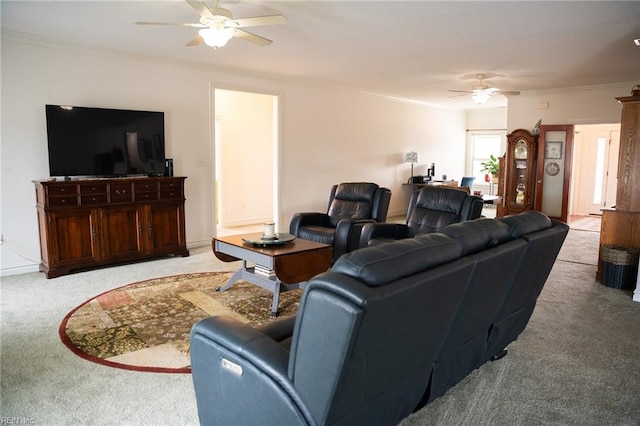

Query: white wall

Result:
[0,36,467,275]
[466,107,508,131]
[280,86,468,219]
[507,83,633,130]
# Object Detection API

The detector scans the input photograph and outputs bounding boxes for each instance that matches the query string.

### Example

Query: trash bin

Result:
[602,245,640,290]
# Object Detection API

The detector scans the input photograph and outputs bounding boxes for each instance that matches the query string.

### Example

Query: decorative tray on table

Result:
[242,233,296,246]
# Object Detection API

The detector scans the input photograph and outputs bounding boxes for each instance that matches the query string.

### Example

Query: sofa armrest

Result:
[358,222,412,248]
[257,315,297,343]
[190,316,314,425]
[289,212,331,235]
[333,218,380,259]
[346,219,377,254]
[461,196,484,220]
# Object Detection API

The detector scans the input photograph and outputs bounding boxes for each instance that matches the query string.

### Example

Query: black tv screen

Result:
[45,105,166,177]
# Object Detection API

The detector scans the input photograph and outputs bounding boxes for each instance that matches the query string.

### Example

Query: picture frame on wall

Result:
[545,141,562,159]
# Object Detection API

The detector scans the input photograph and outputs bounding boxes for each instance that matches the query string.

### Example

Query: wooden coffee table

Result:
[212,233,332,317]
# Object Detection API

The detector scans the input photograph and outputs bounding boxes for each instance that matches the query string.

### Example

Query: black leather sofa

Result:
[357,185,484,249]
[191,210,569,425]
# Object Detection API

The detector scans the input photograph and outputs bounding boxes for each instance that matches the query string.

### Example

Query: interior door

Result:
[535,125,574,222]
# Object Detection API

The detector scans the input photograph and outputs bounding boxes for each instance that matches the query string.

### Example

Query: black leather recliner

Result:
[358,185,483,248]
[289,182,391,262]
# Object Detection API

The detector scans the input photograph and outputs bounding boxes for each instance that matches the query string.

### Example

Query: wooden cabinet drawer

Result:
[136,191,158,201]
[134,181,158,192]
[48,185,77,196]
[160,189,183,199]
[110,183,133,203]
[48,196,78,207]
[79,183,107,195]
[159,179,183,199]
[159,180,181,191]
[81,195,108,205]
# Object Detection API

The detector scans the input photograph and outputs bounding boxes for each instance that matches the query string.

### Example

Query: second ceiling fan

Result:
[136,0,287,49]
[449,73,521,105]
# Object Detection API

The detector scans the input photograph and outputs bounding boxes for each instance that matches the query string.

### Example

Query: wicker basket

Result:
[602,245,640,290]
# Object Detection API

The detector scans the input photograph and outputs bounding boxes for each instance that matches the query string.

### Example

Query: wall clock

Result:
[545,162,560,176]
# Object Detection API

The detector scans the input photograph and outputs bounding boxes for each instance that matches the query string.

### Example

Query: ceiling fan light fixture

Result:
[471,91,491,105]
[198,27,234,48]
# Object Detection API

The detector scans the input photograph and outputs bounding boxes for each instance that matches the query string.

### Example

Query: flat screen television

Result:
[45,105,166,178]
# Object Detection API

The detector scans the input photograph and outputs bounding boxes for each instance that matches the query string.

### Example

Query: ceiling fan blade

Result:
[495,90,521,96]
[233,15,287,28]
[185,34,204,47]
[234,29,272,46]
[448,93,470,98]
[448,90,473,94]
[136,21,206,28]
[186,0,214,19]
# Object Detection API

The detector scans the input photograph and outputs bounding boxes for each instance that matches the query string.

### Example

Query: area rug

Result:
[59,272,302,373]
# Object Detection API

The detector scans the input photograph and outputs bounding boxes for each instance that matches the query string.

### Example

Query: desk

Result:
[403,181,460,193]
[405,181,459,188]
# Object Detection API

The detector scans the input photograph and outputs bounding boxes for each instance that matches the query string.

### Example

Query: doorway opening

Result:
[568,123,620,229]
[213,88,279,237]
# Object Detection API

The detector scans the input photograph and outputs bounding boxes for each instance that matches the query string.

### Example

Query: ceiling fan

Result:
[136,0,287,49]
[449,73,520,105]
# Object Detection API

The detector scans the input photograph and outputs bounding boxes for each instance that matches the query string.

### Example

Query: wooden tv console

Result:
[34,176,189,278]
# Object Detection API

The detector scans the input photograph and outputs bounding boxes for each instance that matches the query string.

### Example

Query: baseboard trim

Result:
[1,264,40,277]
[187,240,212,250]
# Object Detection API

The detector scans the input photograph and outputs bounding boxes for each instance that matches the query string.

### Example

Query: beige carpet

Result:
[4,232,640,425]
[60,272,302,373]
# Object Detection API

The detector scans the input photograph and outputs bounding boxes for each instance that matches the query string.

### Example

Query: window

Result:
[469,133,503,183]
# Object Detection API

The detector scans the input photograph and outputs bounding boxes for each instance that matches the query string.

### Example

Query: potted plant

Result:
[480,154,500,183]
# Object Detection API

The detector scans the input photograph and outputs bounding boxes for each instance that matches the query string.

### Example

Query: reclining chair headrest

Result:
[331,233,461,287]
[328,182,380,226]
[414,186,468,213]
[500,210,553,238]
[436,218,511,256]
[405,187,472,234]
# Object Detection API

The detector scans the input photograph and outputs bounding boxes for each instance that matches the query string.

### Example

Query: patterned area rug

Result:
[59,272,302,373]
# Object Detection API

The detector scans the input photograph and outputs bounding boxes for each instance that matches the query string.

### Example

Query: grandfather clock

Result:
[502,129,538,216]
